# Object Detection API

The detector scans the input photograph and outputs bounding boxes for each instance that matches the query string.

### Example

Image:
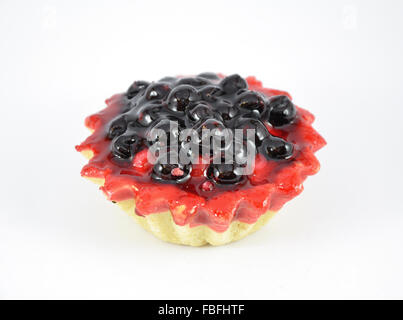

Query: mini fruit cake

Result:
[76,73,326,246]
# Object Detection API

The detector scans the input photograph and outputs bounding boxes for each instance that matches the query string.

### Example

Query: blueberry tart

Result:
[76,73,326,246]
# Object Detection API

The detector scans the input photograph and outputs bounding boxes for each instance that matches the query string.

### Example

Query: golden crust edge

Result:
[119,199,276,246]
[80,151,276,246]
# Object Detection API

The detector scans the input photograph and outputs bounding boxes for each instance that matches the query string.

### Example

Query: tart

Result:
[76,73,326,246]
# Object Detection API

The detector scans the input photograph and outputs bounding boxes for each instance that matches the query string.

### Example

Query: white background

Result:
[1,0,402,299]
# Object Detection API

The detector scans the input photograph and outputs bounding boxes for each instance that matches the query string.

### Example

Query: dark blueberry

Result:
[235,91,266,115]
[159,76,177,83]
[219,74,248,94]
[145,83,171,101]
[111,134,143,160]
[195,118,227,140]
[197,72,220,80]
[151,153,192,184]
[132,105,163,127]
[126,81,149,99]
[198,85,224,103]
[186,103,214,122]
[194,118,232,157]
[147,118,180,145]
[235,88,248,96]
[259,136,294,160]
[214,101,238,122]
[267,95,296,127]
[167,85,199,112]
[107,116,127,139]
[178,139,199,163]
[177,77,210,87]
[235,117,270,146]
[206,162,245,186]
[233,139,256,165]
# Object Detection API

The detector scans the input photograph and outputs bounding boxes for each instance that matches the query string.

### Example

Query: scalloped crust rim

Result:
[85,175,276,246]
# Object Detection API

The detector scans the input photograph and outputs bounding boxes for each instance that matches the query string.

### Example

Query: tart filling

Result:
[76,73,326,232]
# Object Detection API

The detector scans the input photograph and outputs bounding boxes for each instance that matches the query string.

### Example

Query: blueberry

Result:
[159,76,177,83]
[233,139,256,165]
[214,101,238,122]
[147,118,180,145]
[145,83,171,101]
[194,118,231,157]
[220,74,248,94]
[151,153,192,184]
[132,104,164,127]
[108,116,127,139]
[198,85,224,102]
[197,72,220,80]
[177,77,210,87]
[235,117,270,146]
[178,139,200,164]
[167,85,199,112]
[235,91,266,115]
[186,103,214,122]
[194,118,226,141]
[267,95,296,127]
[111,134,143,160]
[206,163,245,185]
[126,81,149,99]
[259,136,293,160]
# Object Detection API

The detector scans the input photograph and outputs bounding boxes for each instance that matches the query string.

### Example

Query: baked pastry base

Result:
[82,151,276,246]
[118,198,276,246]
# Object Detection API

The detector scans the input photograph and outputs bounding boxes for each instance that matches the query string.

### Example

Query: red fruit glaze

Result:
[76,76,326,232]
